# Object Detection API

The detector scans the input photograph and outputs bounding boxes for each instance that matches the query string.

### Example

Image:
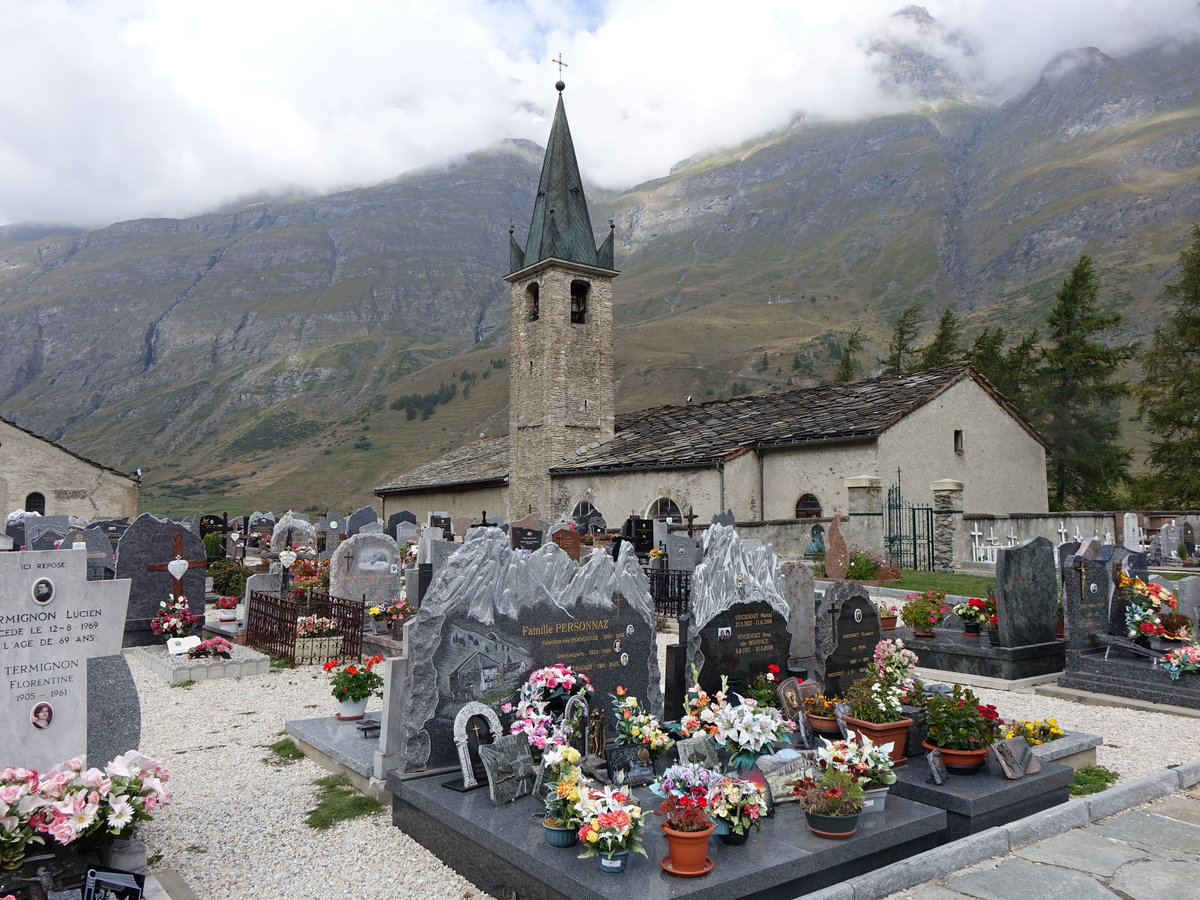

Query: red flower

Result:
[968,598,985,609]
[988,614,998,627]
[1140,622,1157,635]
[322,660,339,671]
[768,664,781,674]
[346,666,358,675]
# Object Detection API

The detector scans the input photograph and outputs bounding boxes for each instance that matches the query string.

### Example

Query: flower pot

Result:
[336,697,368,720]
[805,713,840,735]
[369,620,390,634]
[880,615,898,631]
[660,822,714,877]
[911,630,936,639]
[987,628,1001,646]
[543,822,578,847]
[597,849,631,874]
[963,622,982,639]
[922,740,990,774]
[842,715,913,766]
[805,811,860,839]
[97,838,147,871]
[718,830,749,846]
[217,609,237,622]
[861,786,889,814]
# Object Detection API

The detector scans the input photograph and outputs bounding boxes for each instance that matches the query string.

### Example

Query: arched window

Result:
[795,494,822,519]
[526,282,540,321]
[649,497,682,521]
[571,501,605,533]
[570,279,589,324]
[25,492,46,515]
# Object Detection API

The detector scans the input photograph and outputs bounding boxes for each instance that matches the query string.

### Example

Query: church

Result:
[375,83,1048,530]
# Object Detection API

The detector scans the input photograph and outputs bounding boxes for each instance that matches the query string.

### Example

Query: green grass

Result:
[264,737,305,767]
[169,680,195,689]
[304,775,381,829]
[1069,766,1120,797]
[892,570,995,597]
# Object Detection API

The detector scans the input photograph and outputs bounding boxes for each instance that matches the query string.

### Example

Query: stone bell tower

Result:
[505,79,617,520]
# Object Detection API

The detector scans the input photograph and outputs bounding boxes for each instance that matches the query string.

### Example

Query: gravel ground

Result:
[131,632,1200,899]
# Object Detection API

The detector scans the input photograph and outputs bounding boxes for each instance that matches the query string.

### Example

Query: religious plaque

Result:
[605,743,655,787]
[83,867,146,900]
[927,748,947,785]
[992,737,1041,780]
[675,732,720,770]
[478,733,535,806]
[775,676,805,723]
[756,748,816,807]
[443,701,502,793]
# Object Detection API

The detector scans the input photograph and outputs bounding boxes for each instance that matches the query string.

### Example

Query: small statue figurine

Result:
[581,707,609,783]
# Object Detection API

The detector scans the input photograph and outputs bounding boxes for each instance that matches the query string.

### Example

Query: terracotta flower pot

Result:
[922,740,990,774]
[843,715,913,766]
[911,630,936,639]
[805,713,840,734]
[660,822,714,877]
[880,615,898,631]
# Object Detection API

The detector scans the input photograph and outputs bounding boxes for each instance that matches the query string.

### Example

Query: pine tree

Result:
[970,327,1040,408]
[920,308,964,368]
[1033,255,1136,510]
[880,305,923,375]
[1138,225,1200,505]
[833,327,865,383]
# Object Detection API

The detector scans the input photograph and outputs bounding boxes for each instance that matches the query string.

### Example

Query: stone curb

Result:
[799,760,1200,900]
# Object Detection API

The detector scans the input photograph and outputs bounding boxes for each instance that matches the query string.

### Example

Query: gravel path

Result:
[130,637,1200,899]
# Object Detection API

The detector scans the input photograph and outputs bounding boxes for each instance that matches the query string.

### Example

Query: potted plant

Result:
[952,597,992,639]
[149,595,201,641]
[367,596,415,634]
[576,785,647,874]
[541,744,584,846]
[654,789,715,876]
[901,590,948,637]
[842,638,920,765]
[213,595,238,622]
[987,612,1001,646]
[1003,718,1064,745]
[874,599,900,631]
[611,686,674,760]
[709,776,768,845]
[791,769,866,838]
[322,654,385,720]
[186,637,232,660]
[921,684,1005,773]
[745,664,783,707]
[802,694,842,735]
[816,735,896,813]
[711,696,793,770]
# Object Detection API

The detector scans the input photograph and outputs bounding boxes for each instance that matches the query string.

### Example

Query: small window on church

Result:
[570,280,589,324]
[954,429,964,454]
[25,492,46,515]
[649,497,682,521]
[795,494,821,519]
[526,282,540,322]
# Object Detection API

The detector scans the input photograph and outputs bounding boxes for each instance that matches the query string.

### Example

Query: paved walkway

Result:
[890,786,1200,900]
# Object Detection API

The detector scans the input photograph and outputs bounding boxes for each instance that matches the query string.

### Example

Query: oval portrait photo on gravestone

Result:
[31,578,55,605]
[31,702,53,730]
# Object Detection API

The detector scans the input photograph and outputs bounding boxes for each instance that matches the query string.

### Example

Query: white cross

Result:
[1007,529,1019,546]
[1058,521,1069,542]
[1073,527,1084,542]
[969,525,983,546]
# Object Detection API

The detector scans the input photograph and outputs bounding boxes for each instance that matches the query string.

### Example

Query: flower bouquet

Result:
[745,664,783,707]
[187,637,232,659]
[952,597,993,626]
[368,596,416,627]
[711,696,793,769]
[505,664,594,755]
[213,596,238,611]
[575,785,647,868]
[1,767,43,869]
[1003,718,1064,745]
[296,615,342,637]
[1159,614,1194,642]
[816,736,896,789]
[709,776,768,838]
[291,557,330,592]
[323,655,385,703]
[900,590,948,634]
[611,687,673,757]
[541,745,584,835]
[1117,571,1177,638]
[651,763,723,799]
[676,675,727,738]
[1158,643,1200,680]
[149,596,201,640]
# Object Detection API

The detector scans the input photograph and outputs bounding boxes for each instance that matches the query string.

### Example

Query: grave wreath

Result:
[1117,571,1177,638]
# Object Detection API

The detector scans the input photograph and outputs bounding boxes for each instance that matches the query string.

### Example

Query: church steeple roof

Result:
[509,83,614,274]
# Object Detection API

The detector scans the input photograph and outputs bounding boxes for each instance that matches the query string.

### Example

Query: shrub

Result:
[203,531,224,559]
[210,558,252,597]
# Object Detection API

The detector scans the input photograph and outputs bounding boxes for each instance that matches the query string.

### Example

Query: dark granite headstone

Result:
[993,536,1057,648]
[26,516,73,550]
[1183,521,1195,556]
[387,512,407,537]
[199,514,225,538]
[695,600,791,697]
[346,505,378,538]
[1061,555,1115,651]
[1055,541,1080,582]
[663,534,700,573]
[70,528,117,581]
[622,516,654,554]
[511,527,543,552]
[89,520,130,553]
[114,514,207,647]
[814,582,881,697]
[1175,577,1200,628]
[1075,538,1102,560]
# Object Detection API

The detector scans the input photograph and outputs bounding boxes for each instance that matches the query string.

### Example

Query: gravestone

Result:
[510,513,544,551]
[396,520,421,544]
[359,522,383,535]
[623,516,654,554]
[386,512,406,537]
[1061,554,1116,651]
[478,734,536,805]
[243,571,283,601]
[711,509,735,528]
[1160,522,1183,559]
[1174,576,1200,628]
[1183,521,1195,556]
[346,506,378,538]
[428,512,453,541]
[316,515,344,560]
[272,512,317,552]
[198,514,226,539]
[1056,541,1081,581]
[664,534,700,573]
[1122,513,1143,551]
[395,510,418,526]
[993,536,1057,647]
[824,517,850,581]
[115,514,207,647]
[814,581,881,697]
[1075,538,1102,560]
[0,549,138,771]
[451,516,474,540]
[551,529,582,561]
[384,528,659,773]
[1147,534,1163,565]
[780,560,817,668]
[26,516,74,550]
[75,528,117,581]
[88,519,129,552]
[0,533,11,551]
[329,533,401,608]
[685,524,791,698]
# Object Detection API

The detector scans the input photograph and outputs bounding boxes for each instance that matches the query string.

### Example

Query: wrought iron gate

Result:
[885,474,934,571]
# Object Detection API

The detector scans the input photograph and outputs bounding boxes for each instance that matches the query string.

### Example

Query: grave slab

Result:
[897,627,1065,682]
[127,643,271,684]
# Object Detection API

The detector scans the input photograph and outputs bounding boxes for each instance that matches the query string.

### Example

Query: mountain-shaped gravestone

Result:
[115,514,207,647]
[388,528,659,772]
[814,581,881,698]
[993,536,1057,647]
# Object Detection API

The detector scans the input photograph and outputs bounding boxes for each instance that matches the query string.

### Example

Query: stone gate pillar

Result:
[844,476,883,558]
[931,479,964,573]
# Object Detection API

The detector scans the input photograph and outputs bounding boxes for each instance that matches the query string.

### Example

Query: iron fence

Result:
[642,568,692,618]
[246,589,365,666]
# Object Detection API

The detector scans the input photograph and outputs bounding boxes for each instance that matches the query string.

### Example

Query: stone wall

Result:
[0,418,137,521]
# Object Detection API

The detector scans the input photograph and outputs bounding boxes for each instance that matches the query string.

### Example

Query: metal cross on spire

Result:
[552,52,569,78]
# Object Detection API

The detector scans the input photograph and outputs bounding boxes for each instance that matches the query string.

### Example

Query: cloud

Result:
[0,0,1197,228]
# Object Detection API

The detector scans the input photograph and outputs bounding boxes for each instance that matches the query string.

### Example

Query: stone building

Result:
[0,414,138,521]
[375,84,1049,539]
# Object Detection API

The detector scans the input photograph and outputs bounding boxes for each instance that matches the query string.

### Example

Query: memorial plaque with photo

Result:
[511,527,543,552]
[696,600,790,696]
[756,748,816,807]
[821,598,880,698]
[605,743,655,787]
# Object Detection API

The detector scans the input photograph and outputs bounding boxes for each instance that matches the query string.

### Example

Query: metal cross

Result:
[145,532,207,600]
[1058,521,1069,542]
[551,53,568,78]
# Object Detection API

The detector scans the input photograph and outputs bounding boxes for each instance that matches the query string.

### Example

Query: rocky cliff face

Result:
[1,38,1197,513]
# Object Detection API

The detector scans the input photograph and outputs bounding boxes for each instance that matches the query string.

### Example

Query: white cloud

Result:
[0,0,1196,227]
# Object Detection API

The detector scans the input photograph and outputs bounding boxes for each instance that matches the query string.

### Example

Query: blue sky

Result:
[2,0,1198,228]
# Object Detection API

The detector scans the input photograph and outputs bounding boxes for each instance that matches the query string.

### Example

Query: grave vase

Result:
[805,810,860,839]
[660,822,714,877]
[861,786,889,814]
[987,628,1001,646]
[963,622,982,640]
[596,849,631,874]
[542,822,578,848]
[336,697,368,721]
[717,829,749,846]
[218,607,237,622]
[842,716,912,766]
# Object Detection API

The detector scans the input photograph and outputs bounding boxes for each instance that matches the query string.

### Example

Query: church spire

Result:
[510,81,612,274]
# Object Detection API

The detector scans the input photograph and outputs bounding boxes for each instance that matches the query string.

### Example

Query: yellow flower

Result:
[587,830,599,843]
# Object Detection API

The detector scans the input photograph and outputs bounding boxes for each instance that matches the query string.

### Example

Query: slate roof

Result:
[376,365,1043,494]
[0,413,134,480]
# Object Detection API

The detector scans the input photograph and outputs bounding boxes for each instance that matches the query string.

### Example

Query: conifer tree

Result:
[880,305,923,375]
[833,327,865,383]
[920,308,964,368]
[970,327,1040,407]
[1032,255,1135,510]
[1138,225,1200,505]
